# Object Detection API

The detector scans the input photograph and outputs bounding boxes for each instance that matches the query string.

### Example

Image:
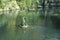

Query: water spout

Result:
[22,17,28,29]
[17,17,29,29]
[22,17,25,25]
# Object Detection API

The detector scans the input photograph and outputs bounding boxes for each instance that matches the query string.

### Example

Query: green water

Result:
[0,9,60,40]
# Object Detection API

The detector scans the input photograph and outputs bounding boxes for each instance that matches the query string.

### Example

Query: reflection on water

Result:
[0,8,60,40]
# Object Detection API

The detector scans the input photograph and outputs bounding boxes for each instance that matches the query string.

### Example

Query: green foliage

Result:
[0,0,4,8]
[16,0,40,8]
[0,0,12,8]
[0,0,40,9]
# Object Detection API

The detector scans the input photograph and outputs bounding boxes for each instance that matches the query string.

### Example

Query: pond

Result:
[0,8,60,40]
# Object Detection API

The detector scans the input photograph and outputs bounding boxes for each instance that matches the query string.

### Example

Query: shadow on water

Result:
[0,23,7,38]
[51,16,60,30]
[49,8,60,30]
